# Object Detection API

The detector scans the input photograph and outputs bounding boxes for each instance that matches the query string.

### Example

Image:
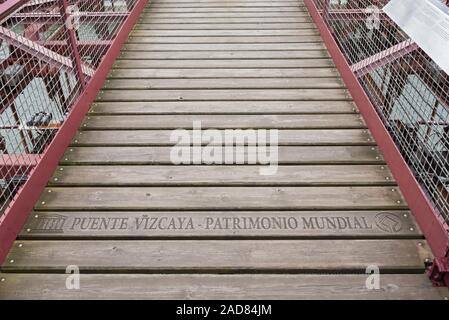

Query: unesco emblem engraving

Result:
[374,212,402,233]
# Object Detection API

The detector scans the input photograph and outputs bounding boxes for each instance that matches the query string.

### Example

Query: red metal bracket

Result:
[427,254,449,287]
[60,0,85,88]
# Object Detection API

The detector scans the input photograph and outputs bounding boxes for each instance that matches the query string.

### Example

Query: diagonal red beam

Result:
[351,39,419,78]
[0,26,95,76]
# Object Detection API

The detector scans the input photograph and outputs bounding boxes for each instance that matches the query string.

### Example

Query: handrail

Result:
[304,0,449,287]
[0,0,148,263]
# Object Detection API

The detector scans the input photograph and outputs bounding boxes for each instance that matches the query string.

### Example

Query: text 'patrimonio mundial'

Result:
[169,121,279,175]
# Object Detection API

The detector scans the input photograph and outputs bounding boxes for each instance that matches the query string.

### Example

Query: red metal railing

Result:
[0,0,147,262]
[304,0,449,287]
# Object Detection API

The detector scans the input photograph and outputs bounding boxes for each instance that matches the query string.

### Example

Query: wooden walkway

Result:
[0,0,447,299]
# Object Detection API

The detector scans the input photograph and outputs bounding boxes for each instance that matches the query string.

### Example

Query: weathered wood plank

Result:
[134,23,316,30]
[141,13,310,18]
[1,274,445,300]
[104,78,342,89]
[150,0,304,2]
[2,240,427,271]
[72,129,374,146]
[60,146,382,165]
[118,50,329,59]
[136,17,312,23]
[35,186,403,210]
[147,7,307,12]
[90,101,355,114]
[131,29,318,36]
[82,115,361,129]
[123,43,324,51]
[96,89,349,101]
[109,68,338,78]
[149,0,301,1]
[150,0,303,2]
[126,36,323,43]
[113,59,334,69]
[49,165,395,186]
[150,2,304,8]
[20,210,419,238]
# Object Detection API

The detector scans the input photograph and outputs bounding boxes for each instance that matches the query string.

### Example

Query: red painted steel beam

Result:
[60,0,86,88]
[37,39,112,49]
[0,26,95,76]
[0,154,40,178]
[0,0,149,264]
[305,0,449,266]
[351,39,419,78]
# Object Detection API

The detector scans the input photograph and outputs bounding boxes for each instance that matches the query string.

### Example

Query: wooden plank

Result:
[123,43,324,51]
[109,68,338,78]
[1,274,445,300]
[133,23,317,30]
[20,210,419,238]
[60,146,383,165]
[72,129,374,146]
[118,51,329,60]
[112,60,334,69]
[1,239,427,271]
[35,186,403,210]
[136,17,312,23]
[147,4,306,8]
[150,0,301,2]
[89,101,355,114]
[130,29,318,36]
[150,2,304,7]
[104,78,342,89]
[118,50,329,59]
[48,165,395,186]
[141,13,311,18]
[138,15,310,23]
[146,7,307,12]
[96,89,349,101]
[82,115,361,129]
[126,36,323,44]
[150,0,304,2]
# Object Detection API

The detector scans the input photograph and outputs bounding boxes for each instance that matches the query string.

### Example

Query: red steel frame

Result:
[304,0,449,287]
[0,0,149,264]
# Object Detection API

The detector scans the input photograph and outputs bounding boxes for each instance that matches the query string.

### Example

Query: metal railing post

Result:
[60,0,85,88]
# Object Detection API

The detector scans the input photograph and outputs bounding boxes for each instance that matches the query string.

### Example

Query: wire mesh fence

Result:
[312,0,449,224]
[0,0,138,214]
